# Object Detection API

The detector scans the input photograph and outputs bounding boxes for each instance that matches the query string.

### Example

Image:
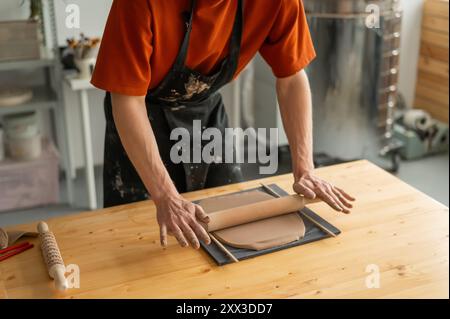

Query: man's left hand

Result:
[293,171,355,214]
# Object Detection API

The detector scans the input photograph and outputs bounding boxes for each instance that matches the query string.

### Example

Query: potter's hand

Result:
[156,193,211,249]
[293,171,355,214]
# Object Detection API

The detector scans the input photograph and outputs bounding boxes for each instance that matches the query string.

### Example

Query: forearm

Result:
[111,93,178,202]
[276,70,314,178]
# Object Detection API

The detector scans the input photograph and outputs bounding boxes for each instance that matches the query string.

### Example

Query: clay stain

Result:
[396,265,407,277]
[303,278,318,285]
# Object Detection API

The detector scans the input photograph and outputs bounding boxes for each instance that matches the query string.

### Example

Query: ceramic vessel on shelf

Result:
[74,58,96,80]
[3,112,42,161]
[7,133,42,160]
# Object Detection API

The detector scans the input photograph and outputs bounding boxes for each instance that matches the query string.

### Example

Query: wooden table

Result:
[0,161,448,299]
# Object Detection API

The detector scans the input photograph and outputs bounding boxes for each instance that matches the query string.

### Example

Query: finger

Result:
[171,224,189,248]
[316,188,343,212]
[160,224,168,247]
[332,187,353,209]
[189,218,211,245]
[335,187,356,201]
[179,221,200,249]
[327,187,350,214]
[195,205,210,224]
[293,182,316,199]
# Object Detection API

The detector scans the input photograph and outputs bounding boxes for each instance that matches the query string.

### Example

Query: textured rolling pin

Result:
[37,222,68,291]
[205,194,321,232]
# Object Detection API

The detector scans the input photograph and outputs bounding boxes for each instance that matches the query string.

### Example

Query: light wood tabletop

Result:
[0,160,448,299]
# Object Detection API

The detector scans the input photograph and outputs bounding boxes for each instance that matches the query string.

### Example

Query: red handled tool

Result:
[0,241,34,262]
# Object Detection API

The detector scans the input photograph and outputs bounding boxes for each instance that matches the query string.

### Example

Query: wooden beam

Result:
[421,29,449,49]
[418,55,449,79]
[420,41,449,62]
[414,96,449,122]
[423,15,449,33]
[424,0,449,19]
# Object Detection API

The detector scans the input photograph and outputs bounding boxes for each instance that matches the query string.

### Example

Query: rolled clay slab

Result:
[198,191,306,251]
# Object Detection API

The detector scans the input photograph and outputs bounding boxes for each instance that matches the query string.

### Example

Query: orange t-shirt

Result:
[91,0,316,96]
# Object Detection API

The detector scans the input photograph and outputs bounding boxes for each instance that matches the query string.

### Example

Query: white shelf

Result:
[65,72,95,91]
[0,86,58,116]
[0,58,55,72]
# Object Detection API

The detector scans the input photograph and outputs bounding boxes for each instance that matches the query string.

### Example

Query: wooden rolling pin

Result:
[37,222,68,291]
[205,194,320,232]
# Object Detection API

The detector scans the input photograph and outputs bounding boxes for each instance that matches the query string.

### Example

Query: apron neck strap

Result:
[175,0,243,69]
[175,0,197,68]
[228,0,243,62]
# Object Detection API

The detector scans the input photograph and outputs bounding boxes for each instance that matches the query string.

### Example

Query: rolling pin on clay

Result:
[37,222,68,291]
[205,194,321,232]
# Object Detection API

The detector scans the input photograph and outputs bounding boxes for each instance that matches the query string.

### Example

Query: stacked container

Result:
[0,139,59,212]
[3,111,42,161]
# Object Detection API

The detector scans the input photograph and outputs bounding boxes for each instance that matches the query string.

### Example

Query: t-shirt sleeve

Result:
[259,0,316,78]
[91,0,153,96]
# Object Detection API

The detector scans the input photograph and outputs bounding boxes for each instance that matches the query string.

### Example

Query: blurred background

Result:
[0,0,448,226]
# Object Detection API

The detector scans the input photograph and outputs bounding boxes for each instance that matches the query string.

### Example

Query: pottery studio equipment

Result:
[37,222,68,291]
[393,110,449,160]
[198,184,341,265]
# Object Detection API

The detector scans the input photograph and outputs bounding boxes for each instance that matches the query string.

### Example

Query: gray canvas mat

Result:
[197,184,341,266]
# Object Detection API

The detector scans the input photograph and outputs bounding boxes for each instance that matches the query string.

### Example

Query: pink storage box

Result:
[0,139,59,212]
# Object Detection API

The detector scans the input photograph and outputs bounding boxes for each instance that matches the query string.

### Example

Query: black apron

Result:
[103,0,244,208]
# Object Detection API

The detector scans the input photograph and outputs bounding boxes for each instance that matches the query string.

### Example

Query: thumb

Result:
[293,182,316,199]
[195,205,210,224]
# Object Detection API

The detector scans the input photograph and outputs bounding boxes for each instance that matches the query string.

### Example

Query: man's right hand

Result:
[110,94,211,250]
[156,193,212,249]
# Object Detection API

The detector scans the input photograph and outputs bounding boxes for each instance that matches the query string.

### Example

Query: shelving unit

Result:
[0,57,55,72]
[0,0,74,208]
[0,85,57,116]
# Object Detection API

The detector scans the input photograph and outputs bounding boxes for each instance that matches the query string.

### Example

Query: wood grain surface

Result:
[414,0,449,122]
[0,161,448,299]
